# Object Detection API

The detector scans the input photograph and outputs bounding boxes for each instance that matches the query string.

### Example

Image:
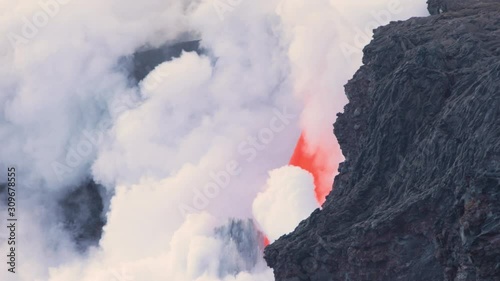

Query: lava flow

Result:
[261,132,339,247]
[289,132,339,205]
[263,236,270,247]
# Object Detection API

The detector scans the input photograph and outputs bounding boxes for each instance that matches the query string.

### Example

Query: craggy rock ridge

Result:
[427,0,499,15]
[265,1,500,280]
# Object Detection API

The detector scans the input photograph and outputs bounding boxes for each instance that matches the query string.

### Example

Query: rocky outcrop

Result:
[60,180,107,251]
[427,0,499,15]
[265,1,500,280]
[129,40,201,82]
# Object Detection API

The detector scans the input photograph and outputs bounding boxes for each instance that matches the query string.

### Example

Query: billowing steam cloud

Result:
[252,166,318,242]
[0,0,427,280]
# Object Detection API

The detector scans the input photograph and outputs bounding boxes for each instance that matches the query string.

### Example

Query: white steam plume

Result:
[0,0,427,280]
[253,166,318,242]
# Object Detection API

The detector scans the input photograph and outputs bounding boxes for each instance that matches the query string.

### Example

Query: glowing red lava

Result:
[289,132,339,205]
[262,132,340,247]
[263,236,270,247]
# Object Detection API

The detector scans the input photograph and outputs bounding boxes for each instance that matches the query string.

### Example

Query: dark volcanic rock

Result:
[427,0,499,15]
[60,180,106,251]
[129,40,201,82]
[427,0,498,15]
[266,2,500,281]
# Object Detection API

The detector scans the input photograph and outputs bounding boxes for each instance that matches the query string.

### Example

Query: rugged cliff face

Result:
[427,0,499,15]
[265,1,500,280]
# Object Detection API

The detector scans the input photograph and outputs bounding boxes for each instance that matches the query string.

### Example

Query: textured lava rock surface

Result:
[265,2,500,281]
[427,0,499,15]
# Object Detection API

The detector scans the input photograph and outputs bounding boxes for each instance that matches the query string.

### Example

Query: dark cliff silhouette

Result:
[265,1,500,280]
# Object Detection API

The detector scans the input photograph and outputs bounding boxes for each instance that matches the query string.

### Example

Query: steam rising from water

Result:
[0,0,427,280]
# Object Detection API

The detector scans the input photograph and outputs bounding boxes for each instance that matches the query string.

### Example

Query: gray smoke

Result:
[0,0,427,280]
[214,219,265,277]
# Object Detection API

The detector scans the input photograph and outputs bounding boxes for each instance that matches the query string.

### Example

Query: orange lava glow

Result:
[262,132,340,247]
[263,236,270,247]
[289,132,339,205]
